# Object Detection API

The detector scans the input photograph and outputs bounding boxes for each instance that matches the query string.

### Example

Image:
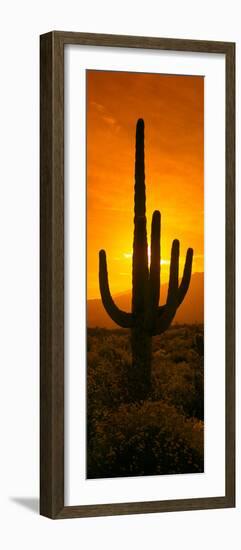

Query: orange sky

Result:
[87,70,204,300]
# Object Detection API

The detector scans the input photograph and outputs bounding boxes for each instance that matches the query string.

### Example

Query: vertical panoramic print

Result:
[86,70,204,479]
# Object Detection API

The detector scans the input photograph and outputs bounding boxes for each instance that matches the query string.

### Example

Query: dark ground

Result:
[87,324,204,479]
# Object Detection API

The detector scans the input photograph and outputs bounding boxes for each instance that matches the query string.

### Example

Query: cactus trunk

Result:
[99,118,193,401]
[130,327,152,400]
[131,119,151,399]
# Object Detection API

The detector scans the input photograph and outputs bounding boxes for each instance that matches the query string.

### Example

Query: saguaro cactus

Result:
[99,119,193,400]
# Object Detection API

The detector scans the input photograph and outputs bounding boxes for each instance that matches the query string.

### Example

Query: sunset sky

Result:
[87,70,204,300]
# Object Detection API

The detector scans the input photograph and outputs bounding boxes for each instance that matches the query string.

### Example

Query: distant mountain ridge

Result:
[87,272,204,328]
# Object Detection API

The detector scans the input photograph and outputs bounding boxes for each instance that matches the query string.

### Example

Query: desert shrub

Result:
[87,331,132,440]
[152,353,204,420]
[87,400,204,478]
[87,325,204,477]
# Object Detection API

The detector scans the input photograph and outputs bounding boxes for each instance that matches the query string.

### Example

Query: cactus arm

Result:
[132,118,149,314]
[151,239,179,335]
[167,239,180,306]
[178,247,193,305]
[99,250,133,328]
[151,306,177,336]
[152,242,193,336]
[149,210,161,309]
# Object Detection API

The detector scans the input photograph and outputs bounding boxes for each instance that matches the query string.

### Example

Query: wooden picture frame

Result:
[40,31,235,519]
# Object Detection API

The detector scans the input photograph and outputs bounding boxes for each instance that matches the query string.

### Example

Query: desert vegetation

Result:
[87,324,204,479]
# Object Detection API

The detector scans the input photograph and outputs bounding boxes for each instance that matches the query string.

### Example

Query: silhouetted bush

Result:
[87,325,204,478]
[87,400,203,478]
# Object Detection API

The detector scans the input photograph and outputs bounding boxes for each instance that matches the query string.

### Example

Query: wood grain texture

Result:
[225,44,236,505]
[40,32,64,518]
[49,30,234,54]
[40,31,235,519]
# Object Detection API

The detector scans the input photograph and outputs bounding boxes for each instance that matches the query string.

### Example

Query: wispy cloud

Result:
[90,101,105,113]
[90,100,120,131]
[102,115,117,126]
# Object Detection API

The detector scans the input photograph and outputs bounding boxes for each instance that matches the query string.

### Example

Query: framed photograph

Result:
[40,31,235,519]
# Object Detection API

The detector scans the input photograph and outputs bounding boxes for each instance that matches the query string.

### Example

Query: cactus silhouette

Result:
[99,119,193,400]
